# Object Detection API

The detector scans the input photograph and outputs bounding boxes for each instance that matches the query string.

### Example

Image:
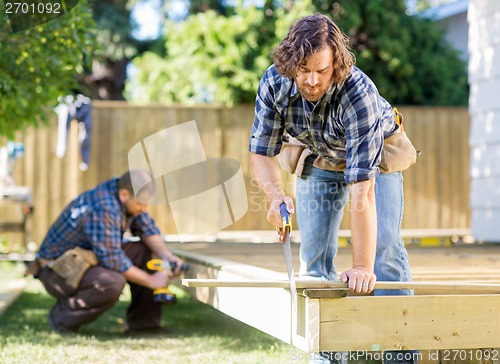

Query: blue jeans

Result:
[296,158,416,364]
[296,158,412,295]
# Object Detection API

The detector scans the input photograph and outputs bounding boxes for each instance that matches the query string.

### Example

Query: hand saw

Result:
[279,202,298,312]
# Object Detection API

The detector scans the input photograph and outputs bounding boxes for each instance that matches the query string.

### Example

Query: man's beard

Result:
[296,83,330,102]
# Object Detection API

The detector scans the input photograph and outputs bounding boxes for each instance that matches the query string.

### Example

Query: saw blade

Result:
[282,228,298,313]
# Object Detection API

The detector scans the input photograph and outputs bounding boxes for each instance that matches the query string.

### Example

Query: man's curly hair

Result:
[272,13,355,84]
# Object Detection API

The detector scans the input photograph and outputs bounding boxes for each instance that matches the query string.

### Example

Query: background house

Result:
[420,0,469,61]
[468,0,500,242]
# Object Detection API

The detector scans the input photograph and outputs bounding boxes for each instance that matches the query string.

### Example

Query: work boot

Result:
[47,308,79,334]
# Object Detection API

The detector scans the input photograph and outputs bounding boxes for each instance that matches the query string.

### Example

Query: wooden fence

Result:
[5,103,470,246]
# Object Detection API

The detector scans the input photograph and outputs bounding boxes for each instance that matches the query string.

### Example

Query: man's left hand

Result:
[169,255,185,276]
[340,266,376,293]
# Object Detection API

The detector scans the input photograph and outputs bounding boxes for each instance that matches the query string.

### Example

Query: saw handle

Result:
[279,202,292,231]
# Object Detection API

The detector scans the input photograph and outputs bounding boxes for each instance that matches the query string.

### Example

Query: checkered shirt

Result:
[249,65,397,183]
[36,177,160,272]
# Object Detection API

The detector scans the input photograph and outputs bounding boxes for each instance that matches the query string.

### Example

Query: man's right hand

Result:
[149,270,172,290]
[267,196,295,227]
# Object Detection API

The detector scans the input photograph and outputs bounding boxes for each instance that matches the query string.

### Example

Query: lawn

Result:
[0,262,307,364]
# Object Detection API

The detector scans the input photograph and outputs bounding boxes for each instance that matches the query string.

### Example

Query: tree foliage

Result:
[0,0,96,138]
[127,0,468,106]
[315,0,468,105]
[91,0,137,61]
[126,1,314,104]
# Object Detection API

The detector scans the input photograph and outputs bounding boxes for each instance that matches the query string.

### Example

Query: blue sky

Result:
[131,0,163,40]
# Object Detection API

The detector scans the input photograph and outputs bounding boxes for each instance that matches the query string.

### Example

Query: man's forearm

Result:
[250,153,285,201]
[349,179,377,271]
[142,234,174,261]
[123,265,154,288]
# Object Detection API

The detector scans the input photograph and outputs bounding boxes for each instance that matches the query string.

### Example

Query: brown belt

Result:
[38,258,52,268]
[24,258,52,277]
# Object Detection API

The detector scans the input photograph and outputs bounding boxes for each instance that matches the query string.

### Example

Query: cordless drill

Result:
[146,259,189,305]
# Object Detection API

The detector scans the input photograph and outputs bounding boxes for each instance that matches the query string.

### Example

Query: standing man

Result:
[31,170,184,334]
[249,13,416,363]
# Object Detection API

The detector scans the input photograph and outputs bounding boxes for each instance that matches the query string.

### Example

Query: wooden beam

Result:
[182,279,500,293]
[302,289,347,298]
[174,257,302,348]
[318,294,500,352]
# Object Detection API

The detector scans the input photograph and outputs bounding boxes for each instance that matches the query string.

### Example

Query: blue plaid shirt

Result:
[249,65,397,183]
[37,177,161,272]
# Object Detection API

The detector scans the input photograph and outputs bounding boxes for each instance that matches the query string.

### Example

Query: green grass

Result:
[0,266,307,364]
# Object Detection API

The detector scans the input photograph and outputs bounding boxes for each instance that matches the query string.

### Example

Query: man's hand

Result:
[168,255,185,276]
[149,270,172,290]
[125,265,173,290]
[267,196,294,228]
[340,265,376,293]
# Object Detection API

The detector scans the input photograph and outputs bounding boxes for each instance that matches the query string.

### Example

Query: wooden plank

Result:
[34,125,50,244]
[178,256,298,348]
[170,244,500,355]
[306,298,320,353]
[455,110,470,229]
[166,228,472,245]
[443,110,454,227]
[426,109,440,228]
[68,118,80,199]
[302,288,347,298]
[170,242,500,283]
[318,294,500,351]
[182,279,500,293]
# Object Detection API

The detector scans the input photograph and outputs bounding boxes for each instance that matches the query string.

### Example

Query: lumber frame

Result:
[182,279,500,293]
[172,247,500,354]
[318,294,500,352]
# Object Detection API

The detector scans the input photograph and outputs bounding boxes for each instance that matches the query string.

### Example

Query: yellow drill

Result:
[146,259,189,305]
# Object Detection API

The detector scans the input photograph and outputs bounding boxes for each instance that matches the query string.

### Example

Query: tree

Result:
[126,1,314,104]
[0,0,96,138]
[315,0,468,105]
[188,0,234,15]
[80,0,140,100]
[127,0,468,106]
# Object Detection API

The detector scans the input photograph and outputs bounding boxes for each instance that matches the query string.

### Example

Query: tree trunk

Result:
[83,58,128,100]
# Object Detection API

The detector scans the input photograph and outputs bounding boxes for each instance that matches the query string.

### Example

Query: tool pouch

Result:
[277,134,313,177]
[379,109,420,173]
[280,108,420,175]
[48,247,98,290]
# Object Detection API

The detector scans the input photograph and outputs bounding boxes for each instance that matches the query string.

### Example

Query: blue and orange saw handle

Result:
[278,202,293,244]
[280,202,292,231]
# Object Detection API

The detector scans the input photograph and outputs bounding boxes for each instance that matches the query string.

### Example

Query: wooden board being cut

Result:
[169,241,500,282]
[169,241,500,358]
